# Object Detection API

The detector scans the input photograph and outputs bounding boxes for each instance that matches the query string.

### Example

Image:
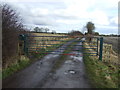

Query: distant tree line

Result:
[33,27,57,34]
[34,27,49,33]
[99,34,119,37]
[85,32,99,36]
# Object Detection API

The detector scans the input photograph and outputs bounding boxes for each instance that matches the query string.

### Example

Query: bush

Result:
[2,4,24,68]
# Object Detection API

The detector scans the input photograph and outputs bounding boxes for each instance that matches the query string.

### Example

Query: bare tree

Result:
[44,28,49,33]
[2,4,24,68]
[34,27,40,32]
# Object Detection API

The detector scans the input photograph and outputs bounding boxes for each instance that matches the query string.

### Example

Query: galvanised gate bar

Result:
[19,34,103,60]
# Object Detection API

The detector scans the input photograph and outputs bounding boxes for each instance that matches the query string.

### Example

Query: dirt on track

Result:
[3,39,91,88]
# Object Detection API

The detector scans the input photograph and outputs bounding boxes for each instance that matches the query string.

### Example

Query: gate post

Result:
[96,38,99,55]
[99,37,103,61]
[19,34,28,55]
[24,34,28,56]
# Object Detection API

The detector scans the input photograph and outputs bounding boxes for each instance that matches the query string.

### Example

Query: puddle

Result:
[64,72,68,75]
[44,54,59,59]
[64,70,76,75]
[70,56,83,62]
[68,70,76,74]
[65,60,72,64]
[81,38,85,41]
[77,53,83,56]
[44,55,53,59]
[53,55,59,57]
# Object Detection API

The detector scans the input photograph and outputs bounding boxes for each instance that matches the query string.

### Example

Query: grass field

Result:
[103,37,118,53]
[31,33,67,36]
[27,33,71,54]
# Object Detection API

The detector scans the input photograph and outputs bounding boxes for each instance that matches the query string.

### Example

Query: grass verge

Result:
[2,56,30,79]
[83,53,119,88]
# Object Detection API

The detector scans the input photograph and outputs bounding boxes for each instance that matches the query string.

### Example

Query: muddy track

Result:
[41,41,91,88]
[3,39,77,88]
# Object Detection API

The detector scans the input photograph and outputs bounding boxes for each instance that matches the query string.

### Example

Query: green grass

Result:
[2,56,30,79]
[83,53,119,88]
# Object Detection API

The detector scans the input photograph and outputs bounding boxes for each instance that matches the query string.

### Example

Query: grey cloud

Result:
[38,2,67,9]
[8,3,56,26]
[97,28,118,34]
[5,1,118,34]
[109,17,118,27]
[53,14,79,20]
[33,18,53,26]
[8,2,79,27]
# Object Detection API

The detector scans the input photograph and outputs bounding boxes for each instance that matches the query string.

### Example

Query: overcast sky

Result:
[1,0,119,34]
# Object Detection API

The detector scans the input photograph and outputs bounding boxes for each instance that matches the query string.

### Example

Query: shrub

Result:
[2,4,24,68]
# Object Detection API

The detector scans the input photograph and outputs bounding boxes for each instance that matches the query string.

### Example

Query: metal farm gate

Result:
[19,34,103,60]
[82,37,103,60]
